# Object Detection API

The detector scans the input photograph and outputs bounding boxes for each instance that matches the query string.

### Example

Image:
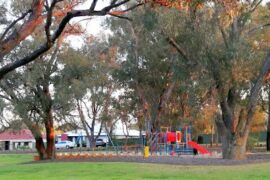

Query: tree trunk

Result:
[90,108,98,149]
[77,101,92,148]
[216,129,219,145]
[45,109,55,159]
[211,125,214,147]
[43,85,55,160]
[215,111,248,160]
[90,129,96,148]
[83,120,92,148]
[123,120,129,149]
[267,122,270,151]
[24,120,47,160]
[35,137,46,160]
[108,122,115,138]
[153,81,176,132]
[94,122,103,147]
[221,132,248,160]
[267,88,270,150]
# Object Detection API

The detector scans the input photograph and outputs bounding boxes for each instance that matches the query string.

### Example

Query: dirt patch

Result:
[25,153,270,166]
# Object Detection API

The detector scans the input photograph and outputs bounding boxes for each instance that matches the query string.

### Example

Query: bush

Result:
[110,138,142,146]
[247,133,259,151]
[18,145,30,150]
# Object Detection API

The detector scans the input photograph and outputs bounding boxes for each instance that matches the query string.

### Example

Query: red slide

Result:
[187,141,210,154]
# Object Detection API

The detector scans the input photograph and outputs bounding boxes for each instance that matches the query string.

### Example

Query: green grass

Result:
[0,154,270,179]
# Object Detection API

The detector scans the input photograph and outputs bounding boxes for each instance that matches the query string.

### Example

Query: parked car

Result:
[55,141,75,149]
[96,139,106,147]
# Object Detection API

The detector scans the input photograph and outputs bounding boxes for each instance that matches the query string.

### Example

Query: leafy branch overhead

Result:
[0,0,254,79]
[0,0,145,79]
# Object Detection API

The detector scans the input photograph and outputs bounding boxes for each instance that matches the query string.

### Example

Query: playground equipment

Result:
[146,126,210,156]
[143,146,149,158]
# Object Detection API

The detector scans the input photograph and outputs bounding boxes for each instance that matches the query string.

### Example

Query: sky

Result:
[65,0,114,48]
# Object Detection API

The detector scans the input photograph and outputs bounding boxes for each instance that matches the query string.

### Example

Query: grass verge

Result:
[0,154,270,179]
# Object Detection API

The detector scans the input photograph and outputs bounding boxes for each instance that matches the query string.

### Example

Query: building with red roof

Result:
[0,129,45,151]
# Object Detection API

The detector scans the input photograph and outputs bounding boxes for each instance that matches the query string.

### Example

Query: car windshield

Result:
[56,142,66,144]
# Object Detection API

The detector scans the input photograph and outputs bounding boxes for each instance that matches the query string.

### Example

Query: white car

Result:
[55,141,75,149]
[96,139,106,147]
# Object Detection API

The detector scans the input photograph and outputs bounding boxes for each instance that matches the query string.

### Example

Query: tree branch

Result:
[0,0,44,58]
[0,1,144,79]
[0,9,32,42]
[45,0,61,46]
[109,14,132,21]
[89,0,98,12]
[244,51,270,136]
[247,23,270,35]
[165,36,189,62]
[250,0,263,13]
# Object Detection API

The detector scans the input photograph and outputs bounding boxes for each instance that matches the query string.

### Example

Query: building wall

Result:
[0,140,39,151]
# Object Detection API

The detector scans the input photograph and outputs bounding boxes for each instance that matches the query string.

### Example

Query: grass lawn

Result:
[0,154,270,179]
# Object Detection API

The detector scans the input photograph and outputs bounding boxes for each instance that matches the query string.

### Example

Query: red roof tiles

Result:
[0,129,34,140]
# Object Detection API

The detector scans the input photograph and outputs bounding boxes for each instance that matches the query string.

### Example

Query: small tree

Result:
[56,40,117,148]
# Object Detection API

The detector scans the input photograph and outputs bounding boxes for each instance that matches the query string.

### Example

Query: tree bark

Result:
[217,99,248,160]
[211,124,214,147]
[0,0,44,58]
[90,128,96,148]
[221,133,248,160]
[24,120,47,160]
[215,114,248,160]
[45,109,55,159]
[42,85,55,159]
[267,85,270,151]
[122,118,130,148]
[90,105,98,148]
[152,81,176,132]
[29,124,46,159]
[35,136,47,160]
[267,118,270,151]
[77,101,92,148]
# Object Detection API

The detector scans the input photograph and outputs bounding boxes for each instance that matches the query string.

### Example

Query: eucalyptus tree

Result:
[0,34,88,160]
[0,42,65,159]
[109,0,270,159]
[112,92,139,146]
[108,7,198,149]
[158,1,270,159]
[0,0,145,157]
[205,2,270,160]
[56,40,118,148]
